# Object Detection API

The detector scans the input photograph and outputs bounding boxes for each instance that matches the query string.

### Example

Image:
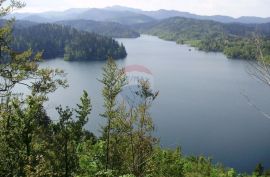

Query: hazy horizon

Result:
[14,0,270,18]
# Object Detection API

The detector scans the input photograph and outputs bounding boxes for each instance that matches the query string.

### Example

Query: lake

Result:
[41,35,270,173]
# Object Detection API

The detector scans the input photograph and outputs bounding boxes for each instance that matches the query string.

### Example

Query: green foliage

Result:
[99,58,127,171]
[50,90,92,176]
[57,20,140,38]
[64,32,127,61]
[11,23,127,60]
[130,80,159,177]
[0,22,68,100]
[76,140,106,177]
[138,17,270,60]
[0,0,25,16]
[0,96,48,176]
[1,2,270,176]
[253,163,264,177]
[1,50,269,177]
[148,147,184,177]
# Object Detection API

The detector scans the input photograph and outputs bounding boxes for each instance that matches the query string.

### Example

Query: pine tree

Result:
[99,57,127,170]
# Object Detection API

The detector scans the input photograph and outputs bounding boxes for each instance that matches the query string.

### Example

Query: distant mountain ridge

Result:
[0,18,140,38]
[104,6,270,24]
[5,5,270,24]
[134,16,270,60]
[6,7,155,25]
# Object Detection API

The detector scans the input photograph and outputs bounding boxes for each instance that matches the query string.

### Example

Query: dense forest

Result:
[135,17,270,60]
[1,1,270,177]
[0,19,37,28]
[11,23,127,61]
[56,20,140,38]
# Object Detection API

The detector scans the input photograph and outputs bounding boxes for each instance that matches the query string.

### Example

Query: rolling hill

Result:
[135,17,270,60]
[105,6,270,24]
[56,20,140,38]
[6,8,155,25]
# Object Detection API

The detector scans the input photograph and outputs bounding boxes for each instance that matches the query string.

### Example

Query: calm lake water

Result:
[41,35,270,173]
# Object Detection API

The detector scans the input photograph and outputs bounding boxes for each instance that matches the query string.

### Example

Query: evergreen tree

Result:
[132,80,158,177]
[99,57,127,170]
[51,90,92,176]
[254,163,264,177]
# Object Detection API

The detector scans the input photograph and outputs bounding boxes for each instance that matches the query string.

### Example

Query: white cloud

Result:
[16,0,270,17]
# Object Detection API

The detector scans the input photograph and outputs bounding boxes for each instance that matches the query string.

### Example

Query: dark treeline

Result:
[0,19,37,29]
[0,19,140,39]
[56,20,140,38]
[11,23,127,61]
[135,17,270,60]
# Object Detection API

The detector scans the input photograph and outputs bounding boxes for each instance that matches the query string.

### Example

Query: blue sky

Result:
[16,0,270,18]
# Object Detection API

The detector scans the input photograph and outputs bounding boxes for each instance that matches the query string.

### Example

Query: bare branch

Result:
[247,34,270,86]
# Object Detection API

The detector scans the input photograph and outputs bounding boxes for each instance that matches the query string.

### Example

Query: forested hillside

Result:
[105,6,270,24]
[135,17,270,60]
[7,8,155,25]
[0,19,37,28]
[56,20,140,38]
[11,23,127,60]
[0,19,140,38]
[1,1,270,177]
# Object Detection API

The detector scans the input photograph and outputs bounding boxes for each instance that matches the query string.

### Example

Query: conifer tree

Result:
[99,57,126,170]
